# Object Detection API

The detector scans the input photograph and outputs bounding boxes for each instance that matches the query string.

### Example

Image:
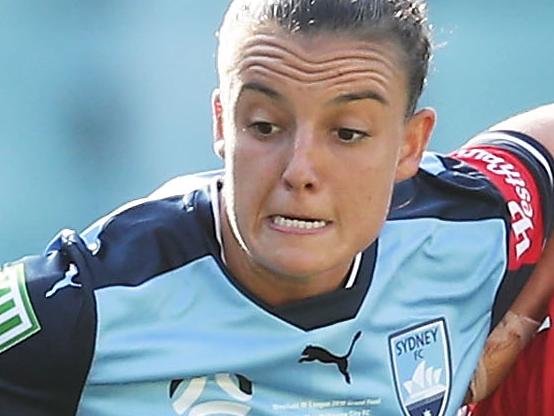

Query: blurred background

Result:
[1,1,553,262]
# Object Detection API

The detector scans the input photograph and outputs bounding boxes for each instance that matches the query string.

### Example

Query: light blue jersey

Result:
[1,131,553,416]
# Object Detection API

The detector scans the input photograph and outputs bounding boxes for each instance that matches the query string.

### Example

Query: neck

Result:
[219,204,353,306]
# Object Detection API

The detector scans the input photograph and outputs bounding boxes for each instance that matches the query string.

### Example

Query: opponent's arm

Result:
[491,103,554,160]
[489,104,554,320]
[464,103,554,403]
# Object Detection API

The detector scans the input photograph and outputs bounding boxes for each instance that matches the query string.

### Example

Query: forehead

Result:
[220,25,408,108]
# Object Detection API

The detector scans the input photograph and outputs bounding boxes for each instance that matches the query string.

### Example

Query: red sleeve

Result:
[471,298,554,416]
[451,144,545,271]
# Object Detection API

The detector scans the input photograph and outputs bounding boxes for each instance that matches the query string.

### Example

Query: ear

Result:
[395,108,436,182]
[212,88,225,159]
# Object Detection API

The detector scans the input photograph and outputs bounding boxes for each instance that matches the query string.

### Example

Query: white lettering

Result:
[457,147,536,259]
[516,186,531,203]
[507,201,533,258]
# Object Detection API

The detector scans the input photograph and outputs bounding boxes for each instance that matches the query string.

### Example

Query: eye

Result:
[336,128,370,143]
[248,121,281,138]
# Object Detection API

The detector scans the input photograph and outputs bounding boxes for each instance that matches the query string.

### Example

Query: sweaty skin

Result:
[213,26,435,306]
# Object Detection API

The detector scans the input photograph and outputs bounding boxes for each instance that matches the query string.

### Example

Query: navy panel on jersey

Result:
[0,233,96,416]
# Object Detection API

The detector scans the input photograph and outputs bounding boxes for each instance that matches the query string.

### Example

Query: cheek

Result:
[355,183,392,222]
[230,133,270,167]
[232,141,270,193]
[347,193,391,253]
[228,142,273,226]
[340,162,396,235]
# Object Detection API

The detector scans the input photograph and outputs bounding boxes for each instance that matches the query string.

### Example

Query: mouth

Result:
[271,215,329,230]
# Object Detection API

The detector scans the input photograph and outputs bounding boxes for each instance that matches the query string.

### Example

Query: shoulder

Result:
[0,171,223,413]
[82,170,223,290]
[0,170,222,351]
[0,232,97,414]
[393,130,554,227]
[389,151,508,223]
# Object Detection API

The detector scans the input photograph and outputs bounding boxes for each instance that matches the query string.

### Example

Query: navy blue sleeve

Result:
[0,230,97,416]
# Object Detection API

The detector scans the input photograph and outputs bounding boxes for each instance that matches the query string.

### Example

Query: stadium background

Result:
[1,1,553,263]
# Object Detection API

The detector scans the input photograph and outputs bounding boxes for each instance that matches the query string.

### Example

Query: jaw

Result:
[223,225,357,305]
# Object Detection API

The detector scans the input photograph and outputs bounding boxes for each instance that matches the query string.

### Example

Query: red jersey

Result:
[471,296,554,415]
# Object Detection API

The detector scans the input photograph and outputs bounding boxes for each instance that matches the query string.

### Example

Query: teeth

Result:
[272,215,327,230]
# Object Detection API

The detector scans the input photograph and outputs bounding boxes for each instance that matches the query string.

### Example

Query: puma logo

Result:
[299,331,362,384]
[45,263,82,298]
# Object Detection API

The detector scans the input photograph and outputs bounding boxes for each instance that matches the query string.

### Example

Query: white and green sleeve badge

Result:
[0,263,41,354]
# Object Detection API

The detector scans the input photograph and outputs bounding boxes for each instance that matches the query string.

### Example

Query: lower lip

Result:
[267,218,330,235]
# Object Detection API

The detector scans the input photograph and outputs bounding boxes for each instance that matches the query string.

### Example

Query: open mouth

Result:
[271,215,328,230]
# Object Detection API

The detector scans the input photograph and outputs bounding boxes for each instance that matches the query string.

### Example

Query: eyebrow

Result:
[331,90,389,106]
[239,82,388,107]
[239,82,284,102]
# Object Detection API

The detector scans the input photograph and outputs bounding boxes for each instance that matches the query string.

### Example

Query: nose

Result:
[281,131,321,192]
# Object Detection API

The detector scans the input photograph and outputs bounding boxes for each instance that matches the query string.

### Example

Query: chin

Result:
[261,255,333,280]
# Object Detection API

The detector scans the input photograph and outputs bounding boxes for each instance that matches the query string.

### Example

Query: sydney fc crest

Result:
[389,318,451,416]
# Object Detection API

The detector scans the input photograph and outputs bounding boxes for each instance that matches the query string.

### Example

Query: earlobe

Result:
[395,108,436,182]
[212,89,225,159]
[213,140,225,159]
